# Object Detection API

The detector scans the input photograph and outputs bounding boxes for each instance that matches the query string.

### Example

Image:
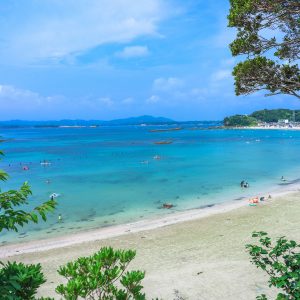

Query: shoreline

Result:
[226,126,300,130]
[1,180,299,259]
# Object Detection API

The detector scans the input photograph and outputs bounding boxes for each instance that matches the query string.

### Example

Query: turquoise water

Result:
[1,125,300,243]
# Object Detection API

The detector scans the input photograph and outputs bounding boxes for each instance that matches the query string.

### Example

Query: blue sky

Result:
[0,0,298,121]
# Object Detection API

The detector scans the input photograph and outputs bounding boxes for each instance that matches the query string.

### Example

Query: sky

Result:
[0,0,298,121]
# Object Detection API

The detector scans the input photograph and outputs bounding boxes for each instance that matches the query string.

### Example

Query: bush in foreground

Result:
[246,231,300,300]
[0,261,51,300]
[56,247,146,300]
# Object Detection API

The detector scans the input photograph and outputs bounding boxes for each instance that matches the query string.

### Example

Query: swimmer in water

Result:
[58,214,62,223]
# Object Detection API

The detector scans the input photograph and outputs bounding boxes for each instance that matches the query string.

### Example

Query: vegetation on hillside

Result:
[224,109,300,126]
[223,114,258,127]
[251,109,300,123]
[228,0,300,99]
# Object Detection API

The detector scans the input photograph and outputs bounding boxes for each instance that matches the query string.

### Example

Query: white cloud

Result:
[98,97,114,107]
[0,84,122,119]
[146,95,160,104]
[0,84,69,119]
[221,58,235,66]
[0,84,65,106]
[211,69,232,82]
[153,77,184,92]
[0,85,39,101]
[0,0,170,64]
[122,97,134,104]
[116,46,150,58]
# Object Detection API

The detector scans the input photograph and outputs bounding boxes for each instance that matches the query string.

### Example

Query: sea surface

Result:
[1,124,300,244]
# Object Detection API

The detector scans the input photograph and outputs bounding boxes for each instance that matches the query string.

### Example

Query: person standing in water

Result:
[58,214,62,223]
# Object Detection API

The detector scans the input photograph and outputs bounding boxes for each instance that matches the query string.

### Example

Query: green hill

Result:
[250,109,300,123]
[223,115,258,127]
[224,109,299,127]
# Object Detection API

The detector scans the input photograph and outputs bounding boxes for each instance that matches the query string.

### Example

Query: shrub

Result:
[246,231,300,300]
[56,247,146,299]
[0,261,52,300]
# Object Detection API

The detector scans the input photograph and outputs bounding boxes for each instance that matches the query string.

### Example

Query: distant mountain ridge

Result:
[0,115,176,127]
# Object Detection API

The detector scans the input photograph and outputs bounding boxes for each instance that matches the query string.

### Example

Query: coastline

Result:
[1,180,299,259]
[226,126,300,130]
[2,183,300,299]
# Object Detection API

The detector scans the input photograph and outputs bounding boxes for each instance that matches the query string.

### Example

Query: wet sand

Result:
[1,189,300,299]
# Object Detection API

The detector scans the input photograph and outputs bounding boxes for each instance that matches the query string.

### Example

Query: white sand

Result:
[1,182,297,258]
[1,185,300,299]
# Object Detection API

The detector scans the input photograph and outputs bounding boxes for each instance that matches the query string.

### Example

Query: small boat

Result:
[40,161,51,165]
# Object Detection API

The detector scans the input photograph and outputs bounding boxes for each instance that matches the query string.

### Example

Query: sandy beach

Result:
[234,126,300,130]
[1,184,300,299]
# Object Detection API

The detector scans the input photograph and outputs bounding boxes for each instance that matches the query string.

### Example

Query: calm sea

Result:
[1,124,300,243]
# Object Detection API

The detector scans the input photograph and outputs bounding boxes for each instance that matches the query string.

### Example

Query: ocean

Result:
[1,124,300,243]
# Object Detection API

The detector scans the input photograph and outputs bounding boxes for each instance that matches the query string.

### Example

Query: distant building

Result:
[278,119,289,124]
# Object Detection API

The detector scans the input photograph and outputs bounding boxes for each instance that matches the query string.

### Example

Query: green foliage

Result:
[0,147,57,299]
[223,114,258,126]
[232,57,300,98]
[0,150,8,181]
[0,261,52,300]
[250,109,300,123]
[56,247,146,300]
[228,0,300,99]
[246,231,300,300]
[0,151,57,233]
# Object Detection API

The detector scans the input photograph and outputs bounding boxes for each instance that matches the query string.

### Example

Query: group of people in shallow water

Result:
[241,175,287,207]
[240,180,249,188]
[241,175,287,190]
